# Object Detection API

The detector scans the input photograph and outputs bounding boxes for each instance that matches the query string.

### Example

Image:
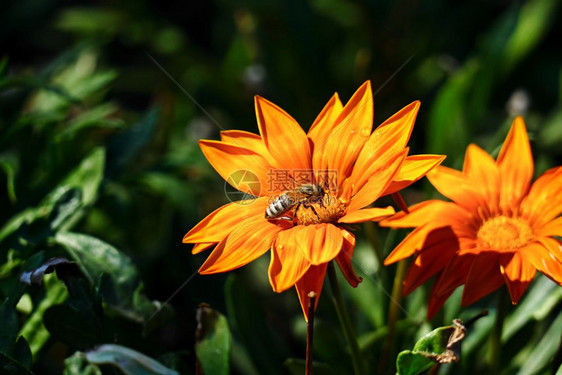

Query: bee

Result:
[265,184,325,219]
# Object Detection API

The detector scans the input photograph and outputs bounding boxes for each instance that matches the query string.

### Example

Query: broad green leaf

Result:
[20,274,68,355]
[195,305,232,375]
[85,344,179,375]
[54,232,160,322]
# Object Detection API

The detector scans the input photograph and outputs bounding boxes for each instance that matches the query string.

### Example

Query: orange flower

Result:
[382,117,562,318]
[183,81,444,319]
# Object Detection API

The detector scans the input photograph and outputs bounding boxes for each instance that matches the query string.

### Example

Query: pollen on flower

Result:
[477,216,534,251]
[296,195,347,226]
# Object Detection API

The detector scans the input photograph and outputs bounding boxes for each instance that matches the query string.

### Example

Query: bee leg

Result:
[308,204,320,219]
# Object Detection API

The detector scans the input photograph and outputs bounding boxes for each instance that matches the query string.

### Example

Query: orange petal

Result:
[254,96,311,171]
[199,140,278,196]
[401,227,459,295]
[427,165,489,212]
[535,217,562,238]
[535,236,562,263]
[351,101,420,192]
[220,130,270,158]
[521,166,562,227]
[462,144,501,215]
[268,229,312,293]
[346,149,407,212]
[383,154,446,195]
[183,197,268,243]
[338,206,395,224]
[380,199,467,228]
[461,252,504,307]
[199,211,283,274]
[384,223,457,265]
[292,224,344,265]
[521,242,562,285]
[295,264,328,322]
[499,252,536,303]
[308,93,344,172]
[192,242,215,254]
[335,230,362,287]
[318,81,373,189]
[497,117,534,211]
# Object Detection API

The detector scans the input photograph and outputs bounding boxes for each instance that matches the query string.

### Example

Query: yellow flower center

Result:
[477,216,533,250]
[295,195,347,226]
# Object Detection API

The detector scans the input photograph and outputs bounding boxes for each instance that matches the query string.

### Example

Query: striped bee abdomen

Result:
[265,194,293,218]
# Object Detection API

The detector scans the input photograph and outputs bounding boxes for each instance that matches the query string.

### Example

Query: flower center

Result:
[477,216,533,250]
[295,195,347,226]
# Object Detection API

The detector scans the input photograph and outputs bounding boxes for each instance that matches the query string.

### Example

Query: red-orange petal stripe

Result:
[308,93,344,173]
[461,252,504,307]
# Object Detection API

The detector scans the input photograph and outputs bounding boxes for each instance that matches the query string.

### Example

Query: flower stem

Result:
[306,291,317,375]
[379,259,407,374]
[489,290,506,372]
[327,262,364,375]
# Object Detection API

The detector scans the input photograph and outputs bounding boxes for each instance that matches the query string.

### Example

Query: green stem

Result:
[327,262,364,375]
[379,259,407,374]
[489,290,506,372]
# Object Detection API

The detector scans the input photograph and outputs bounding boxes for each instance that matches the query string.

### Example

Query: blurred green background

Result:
[1,0,561,374]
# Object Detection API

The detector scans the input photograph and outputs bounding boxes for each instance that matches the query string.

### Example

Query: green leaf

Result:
[19,274,68,355]
[0,153,18,203]
[0,148,105,245]
[54,232,160,322]
[85,344,179,375]
[195,305,232,375]
[503,277,562,341]
[395,322,464,375]
[55,103,124,142]
[517,310,562,374]
[64,352,102,375]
